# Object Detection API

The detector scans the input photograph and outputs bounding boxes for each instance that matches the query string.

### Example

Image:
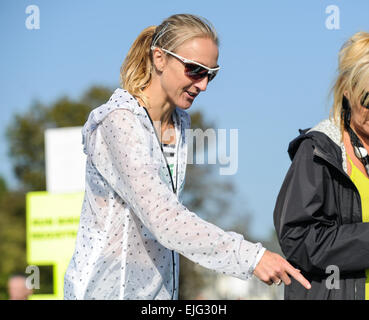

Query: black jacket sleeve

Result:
[274,138,369,275]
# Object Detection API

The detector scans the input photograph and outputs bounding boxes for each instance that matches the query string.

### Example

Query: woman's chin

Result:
[177,104,192,110]
[176,97,194,110]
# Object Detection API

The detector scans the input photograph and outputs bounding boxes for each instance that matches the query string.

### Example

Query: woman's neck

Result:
[351,122,369,150]
[140,81,175,127]
[138,81,177,144]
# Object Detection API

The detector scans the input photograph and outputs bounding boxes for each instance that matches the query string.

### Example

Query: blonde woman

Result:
[274,31,369,300]
[64,13,310,300]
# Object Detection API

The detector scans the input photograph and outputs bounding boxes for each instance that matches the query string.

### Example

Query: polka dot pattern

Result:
[64,88,265,300]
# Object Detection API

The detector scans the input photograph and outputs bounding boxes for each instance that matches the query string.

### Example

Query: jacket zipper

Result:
[172,114,181,300]
[141,106,180,300]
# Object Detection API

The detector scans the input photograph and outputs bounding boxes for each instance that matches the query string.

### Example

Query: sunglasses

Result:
[151,46,220,82]
[361,91,369,109]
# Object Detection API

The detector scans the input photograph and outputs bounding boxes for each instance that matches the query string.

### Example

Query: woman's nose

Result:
[194,76,209,92]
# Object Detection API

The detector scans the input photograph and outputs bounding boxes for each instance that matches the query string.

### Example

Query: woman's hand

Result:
[253,250,311,289]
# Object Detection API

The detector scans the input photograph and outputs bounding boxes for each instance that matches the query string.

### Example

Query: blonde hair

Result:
[120,14,219,107]
[330,31,369,134]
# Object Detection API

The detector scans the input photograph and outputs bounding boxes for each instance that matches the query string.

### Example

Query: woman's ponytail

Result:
[120,26,156,107]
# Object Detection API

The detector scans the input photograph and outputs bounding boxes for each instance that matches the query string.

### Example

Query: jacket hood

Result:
[287,128,311,160]
[287,118,347,173]
[82,88,146,155]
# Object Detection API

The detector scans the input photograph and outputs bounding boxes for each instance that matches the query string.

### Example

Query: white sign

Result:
[45,127,86,193]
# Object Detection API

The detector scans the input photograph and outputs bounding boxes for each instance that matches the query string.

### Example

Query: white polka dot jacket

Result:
[63,88,265,300]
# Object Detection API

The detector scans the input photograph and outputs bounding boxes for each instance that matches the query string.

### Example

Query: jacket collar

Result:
[82,88,190,197]
[288,118,348,175]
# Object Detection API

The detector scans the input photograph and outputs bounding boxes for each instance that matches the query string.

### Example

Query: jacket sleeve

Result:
[89,109,265,280]
[274,138,369,275]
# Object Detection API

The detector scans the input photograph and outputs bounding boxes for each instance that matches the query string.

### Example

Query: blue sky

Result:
[1,1,368,240]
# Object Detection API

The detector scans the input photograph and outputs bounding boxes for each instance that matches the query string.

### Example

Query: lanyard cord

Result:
[141,105,177,300]
[342,96,369,176]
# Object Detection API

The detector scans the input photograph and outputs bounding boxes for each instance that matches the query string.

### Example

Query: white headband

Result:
[151,22,170,48]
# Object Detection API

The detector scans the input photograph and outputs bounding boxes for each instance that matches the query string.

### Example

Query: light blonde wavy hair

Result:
[120,14,219,107]
[330,31,369,135]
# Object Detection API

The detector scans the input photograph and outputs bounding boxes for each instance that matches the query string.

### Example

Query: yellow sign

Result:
[26,191,84,299]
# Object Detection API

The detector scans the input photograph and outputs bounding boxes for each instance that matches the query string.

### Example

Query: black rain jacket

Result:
[274,119,369,300]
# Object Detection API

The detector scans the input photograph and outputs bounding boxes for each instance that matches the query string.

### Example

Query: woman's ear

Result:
[342,90,352,109]
[152,47,166,73]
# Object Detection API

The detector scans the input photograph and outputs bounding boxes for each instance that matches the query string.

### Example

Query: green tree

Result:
[0,176,7,200]
[1,86,113,299]
[178,112,256,299]
[6,86,113,191]
[0,190,26,299]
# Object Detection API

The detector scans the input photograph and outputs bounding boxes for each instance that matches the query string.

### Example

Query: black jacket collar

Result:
[288,128,345,175]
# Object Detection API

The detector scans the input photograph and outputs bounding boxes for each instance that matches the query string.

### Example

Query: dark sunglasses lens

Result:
[361,91,369,109]
[207,71,218,82]
[184,64,208,80]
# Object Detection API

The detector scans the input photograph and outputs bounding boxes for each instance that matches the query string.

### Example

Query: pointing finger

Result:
[285,264,311,289]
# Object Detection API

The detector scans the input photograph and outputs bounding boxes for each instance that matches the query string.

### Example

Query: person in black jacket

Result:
[274,31,369,300]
